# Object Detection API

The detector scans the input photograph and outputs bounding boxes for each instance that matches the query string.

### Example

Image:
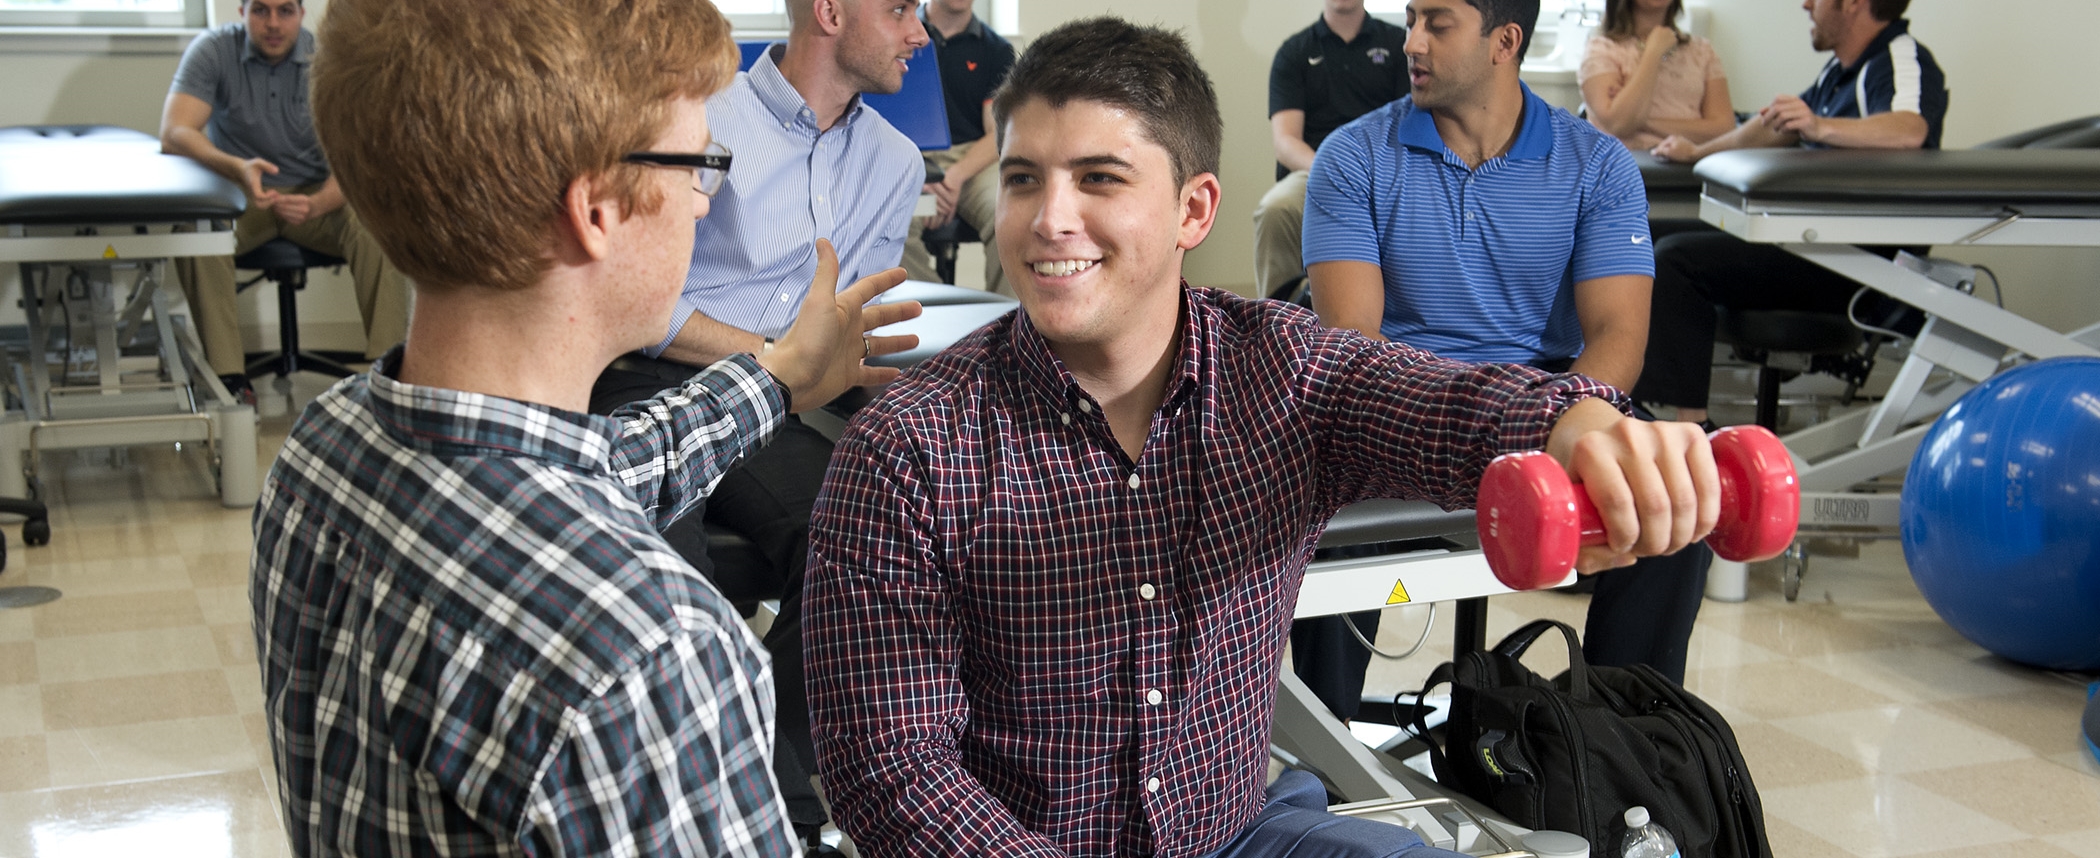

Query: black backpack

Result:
[1412,619,1771,858]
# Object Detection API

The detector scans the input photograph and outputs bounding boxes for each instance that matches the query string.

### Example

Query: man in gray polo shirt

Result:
[161,0,409,399]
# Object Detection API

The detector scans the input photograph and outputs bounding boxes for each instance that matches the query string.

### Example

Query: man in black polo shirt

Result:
[899,0,1016,293]
[1639,0,1946,427]
[1255,0,1407,299]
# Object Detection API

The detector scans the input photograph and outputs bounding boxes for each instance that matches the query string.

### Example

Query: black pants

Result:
[592,359,834,834]
[1633,231,1875,411]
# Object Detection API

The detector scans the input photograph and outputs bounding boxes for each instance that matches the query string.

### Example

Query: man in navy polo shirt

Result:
[1638,0,1946,426]
[1254,0,1409,299]
[899,0,1016,293]
[1301,0,1709,713]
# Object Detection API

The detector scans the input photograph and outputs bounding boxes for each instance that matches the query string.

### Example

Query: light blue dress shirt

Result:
[649,44,924,357]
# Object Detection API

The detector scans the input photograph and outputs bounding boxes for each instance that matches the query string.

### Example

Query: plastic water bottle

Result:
[1618,807,1681,858]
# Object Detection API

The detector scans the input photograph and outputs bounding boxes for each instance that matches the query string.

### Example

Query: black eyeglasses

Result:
[623,141,733,196]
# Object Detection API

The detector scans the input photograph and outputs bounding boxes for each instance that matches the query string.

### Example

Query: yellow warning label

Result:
[102,245,117,259]
[1386,579,1411,605]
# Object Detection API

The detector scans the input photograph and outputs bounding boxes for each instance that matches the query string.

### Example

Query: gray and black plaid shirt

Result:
[252,348,798,856]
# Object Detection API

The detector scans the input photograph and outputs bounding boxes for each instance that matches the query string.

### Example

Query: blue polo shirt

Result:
[1799,18,1947,150]
[1302,85,1652,365]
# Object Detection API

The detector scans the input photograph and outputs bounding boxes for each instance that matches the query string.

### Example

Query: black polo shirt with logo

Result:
[1269,15,1409,178]
[927,13,1016,146]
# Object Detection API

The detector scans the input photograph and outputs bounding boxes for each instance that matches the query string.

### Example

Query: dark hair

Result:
[1868,0,1909,21]
[1461,0,1542,62]
[1601,0,1684,40]
[990,17,1221,185]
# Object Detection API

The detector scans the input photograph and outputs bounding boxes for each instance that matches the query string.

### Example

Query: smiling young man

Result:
[160,0,411,402]
[804,16,1726,858]
[252,0,918,853]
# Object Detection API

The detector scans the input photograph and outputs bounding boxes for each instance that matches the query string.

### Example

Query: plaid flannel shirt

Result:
[252,349,799,857]
[806,287,1628,858]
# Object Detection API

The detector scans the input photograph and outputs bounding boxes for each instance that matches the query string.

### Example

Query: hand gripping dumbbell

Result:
[1475,425,1799,591]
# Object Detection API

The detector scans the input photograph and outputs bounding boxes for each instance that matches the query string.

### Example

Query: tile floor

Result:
[1,376,2096,857]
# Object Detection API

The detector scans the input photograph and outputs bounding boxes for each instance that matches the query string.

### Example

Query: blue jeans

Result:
[1200,771,1465,858]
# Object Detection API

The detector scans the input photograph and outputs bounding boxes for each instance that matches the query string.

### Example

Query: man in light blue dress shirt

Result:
[587,0,929,850]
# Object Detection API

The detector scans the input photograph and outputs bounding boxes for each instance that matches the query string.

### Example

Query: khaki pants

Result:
[1253,170,1310,299]
[899,139,1006,294]
[174,185,411,376]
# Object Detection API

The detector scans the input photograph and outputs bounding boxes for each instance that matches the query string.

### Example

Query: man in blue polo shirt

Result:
[1301,0,1708,713]
[1638,0,1946,426]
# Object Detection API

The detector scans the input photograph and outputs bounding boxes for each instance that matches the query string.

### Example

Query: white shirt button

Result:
[1139,583,1157,600]
[1078,400,1094,413]
[1127,473,1141,489]
[780,294,792,302]
[1060,412,1072,426]
[1146,776,1162,793]
[1146,688,1163,705]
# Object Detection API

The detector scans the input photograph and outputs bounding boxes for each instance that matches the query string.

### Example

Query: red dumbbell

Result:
[1475,425,1799,591]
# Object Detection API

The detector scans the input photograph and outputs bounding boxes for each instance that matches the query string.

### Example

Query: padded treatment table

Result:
[1693,148,2100,543]
[1636,152,1702,220]
[0,125,259,507]
[848,285,1540,851]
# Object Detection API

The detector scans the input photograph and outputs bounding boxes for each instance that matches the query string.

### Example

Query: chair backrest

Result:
[736,40,952,150]
[1975,115,2100,151]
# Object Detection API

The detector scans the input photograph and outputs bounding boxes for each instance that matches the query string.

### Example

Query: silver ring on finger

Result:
[862,336,871,358]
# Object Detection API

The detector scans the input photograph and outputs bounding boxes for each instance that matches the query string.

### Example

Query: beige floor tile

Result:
[1770,705,2034,775]
[1904,758,2100,836]
[1732,720,1872,789]
[1683,661,1898,721]
[18,555,192,598]
[29,590,205,639]
[1723,602,1917,659]
[2045,829,2100,858]
[0,683,44,737]
[2054,752,2100,779]
[1901,841,2086,858]
[34,626,221,684]
[0,639,38,684]
[1762,775,2028,857]
[225,665,265,715]
[1799,644,2066,706]
[193,586,254,628]
[0,734,51,792]
[0,606,35,642]
[1684,626,1787,673]
[1930,688,2095,757]
[185,550,253,590]
[42,668,237,730]
[213,623,258,667]
[1761,815,1859,858]
[42,715,257,789]
[0,768,291,858]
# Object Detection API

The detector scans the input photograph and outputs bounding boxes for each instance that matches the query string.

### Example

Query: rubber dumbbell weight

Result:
[1475,425,1799,591]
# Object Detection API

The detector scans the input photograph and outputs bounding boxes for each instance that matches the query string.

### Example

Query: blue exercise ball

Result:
[1901,356,2100,670]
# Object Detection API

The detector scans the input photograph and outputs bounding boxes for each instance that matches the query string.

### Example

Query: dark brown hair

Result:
[990,17,1222,185]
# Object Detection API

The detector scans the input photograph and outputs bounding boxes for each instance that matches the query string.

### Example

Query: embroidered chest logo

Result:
[967,60,979,71]
[1308,55,1325,66]
[1368,47,1391,65]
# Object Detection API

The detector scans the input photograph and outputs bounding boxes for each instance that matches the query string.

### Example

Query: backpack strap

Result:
[1492,618,1592,701]
[1411,662,1458,778]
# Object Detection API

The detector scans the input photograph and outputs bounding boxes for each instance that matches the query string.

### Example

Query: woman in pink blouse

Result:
[1579,0,1735,150]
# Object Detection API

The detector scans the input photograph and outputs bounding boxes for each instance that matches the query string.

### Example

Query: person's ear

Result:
[1176,171,1222,251]
[1492,22,1524,65]
[558,176,615,262]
